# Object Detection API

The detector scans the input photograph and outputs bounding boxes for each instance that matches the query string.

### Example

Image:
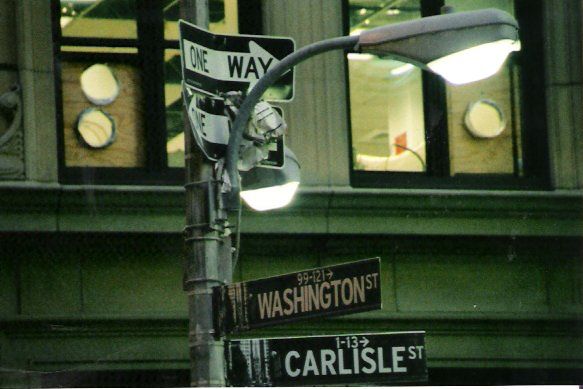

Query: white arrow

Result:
[188,97,230,145]
[359,337,370,347]
[183,39,279,88]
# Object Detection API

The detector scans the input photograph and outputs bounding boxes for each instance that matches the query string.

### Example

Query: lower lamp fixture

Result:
[239,147,300,211]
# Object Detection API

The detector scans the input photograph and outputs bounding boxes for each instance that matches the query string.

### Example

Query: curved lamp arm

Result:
[224,8,519,208]
[225,35,359,207]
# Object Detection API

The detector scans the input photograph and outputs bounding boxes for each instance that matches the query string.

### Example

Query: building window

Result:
[346,0,549,189]
[52,0,260,184]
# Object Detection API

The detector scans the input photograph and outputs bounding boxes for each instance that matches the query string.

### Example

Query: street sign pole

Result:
[177,15,295,387]
[179,1,231,387]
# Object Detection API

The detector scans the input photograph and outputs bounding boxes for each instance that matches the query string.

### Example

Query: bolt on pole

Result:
[180,0,232,386]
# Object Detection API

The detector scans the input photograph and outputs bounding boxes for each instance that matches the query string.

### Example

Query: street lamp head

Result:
[240,147,300,211]
[356,8,520,84]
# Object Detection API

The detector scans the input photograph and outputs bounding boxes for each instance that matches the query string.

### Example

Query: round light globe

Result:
[240,181,299,211]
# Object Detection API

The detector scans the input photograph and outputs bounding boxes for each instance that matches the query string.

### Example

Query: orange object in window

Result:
[395,132,407,155]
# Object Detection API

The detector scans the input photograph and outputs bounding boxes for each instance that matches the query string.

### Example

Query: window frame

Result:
[344,0,550,190]
[51,0,262,185]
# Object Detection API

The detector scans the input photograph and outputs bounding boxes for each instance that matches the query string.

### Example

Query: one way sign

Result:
[179,20,295,101]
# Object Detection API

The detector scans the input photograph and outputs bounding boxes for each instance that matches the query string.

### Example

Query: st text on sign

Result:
[226,331,427,386]
[179,20,295,101]
[214,258,381,334]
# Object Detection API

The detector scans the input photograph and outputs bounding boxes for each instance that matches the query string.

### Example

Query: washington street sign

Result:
[225,331,427,386]
[179,20,295,101]
[213,258,381,335]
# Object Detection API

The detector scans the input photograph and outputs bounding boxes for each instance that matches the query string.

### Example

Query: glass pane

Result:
[444,0,521,175]
[62,61,145,167]
[348,0,426,172]
[164,49,185,167]
[164,0,238,41]
[60,0,137,39]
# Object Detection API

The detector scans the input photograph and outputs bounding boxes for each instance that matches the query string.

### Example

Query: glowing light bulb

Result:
[240,182,299,211]
[428,39,520,85]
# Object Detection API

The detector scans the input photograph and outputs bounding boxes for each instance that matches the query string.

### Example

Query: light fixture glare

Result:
[240,181,299,211]
[428,39,520,85]
[390,63,415,76]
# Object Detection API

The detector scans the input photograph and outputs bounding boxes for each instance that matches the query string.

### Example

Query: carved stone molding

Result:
[0,83,24,180]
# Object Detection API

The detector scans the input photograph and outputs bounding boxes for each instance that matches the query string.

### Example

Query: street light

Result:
[240,147,301,211]
[225,8,520,210]
[356,8,520,85]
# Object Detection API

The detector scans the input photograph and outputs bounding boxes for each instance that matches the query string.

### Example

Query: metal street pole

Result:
[180,0,231,386]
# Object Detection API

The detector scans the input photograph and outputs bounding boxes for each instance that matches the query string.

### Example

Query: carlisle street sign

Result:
[213,258,382,335]
[179,20,295,101]
[225,331,427,386]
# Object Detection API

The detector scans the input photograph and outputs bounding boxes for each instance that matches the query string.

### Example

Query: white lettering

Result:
[293,285,304,313]
[257,292,273,319]
[283,288,293,315]
[354,276,365,303]
[361,347,377,374]
[320,282,331,309]
[338,349,352,375]
[416,345,425,359]
[331,280,342,307]
[392,346,407,373]
[285,351,301,377]
[303,350,319,376]
[366,273,380,289]
[282,345,417,379]
[320,349,336,375]
[309,283,320,310]
[377,347,392,373]
[272,291,283,317]
[408,346,416,359]
[341,278,353,305]
[371,273,379,288]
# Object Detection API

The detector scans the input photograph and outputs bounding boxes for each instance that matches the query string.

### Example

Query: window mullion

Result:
[422,72,450,177]
[420,0,450,178]
[137,0,167,173]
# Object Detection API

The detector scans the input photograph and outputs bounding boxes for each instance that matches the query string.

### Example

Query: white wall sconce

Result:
[80,63,120,106]
[464,99,506,138]
[75,107,116,149]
